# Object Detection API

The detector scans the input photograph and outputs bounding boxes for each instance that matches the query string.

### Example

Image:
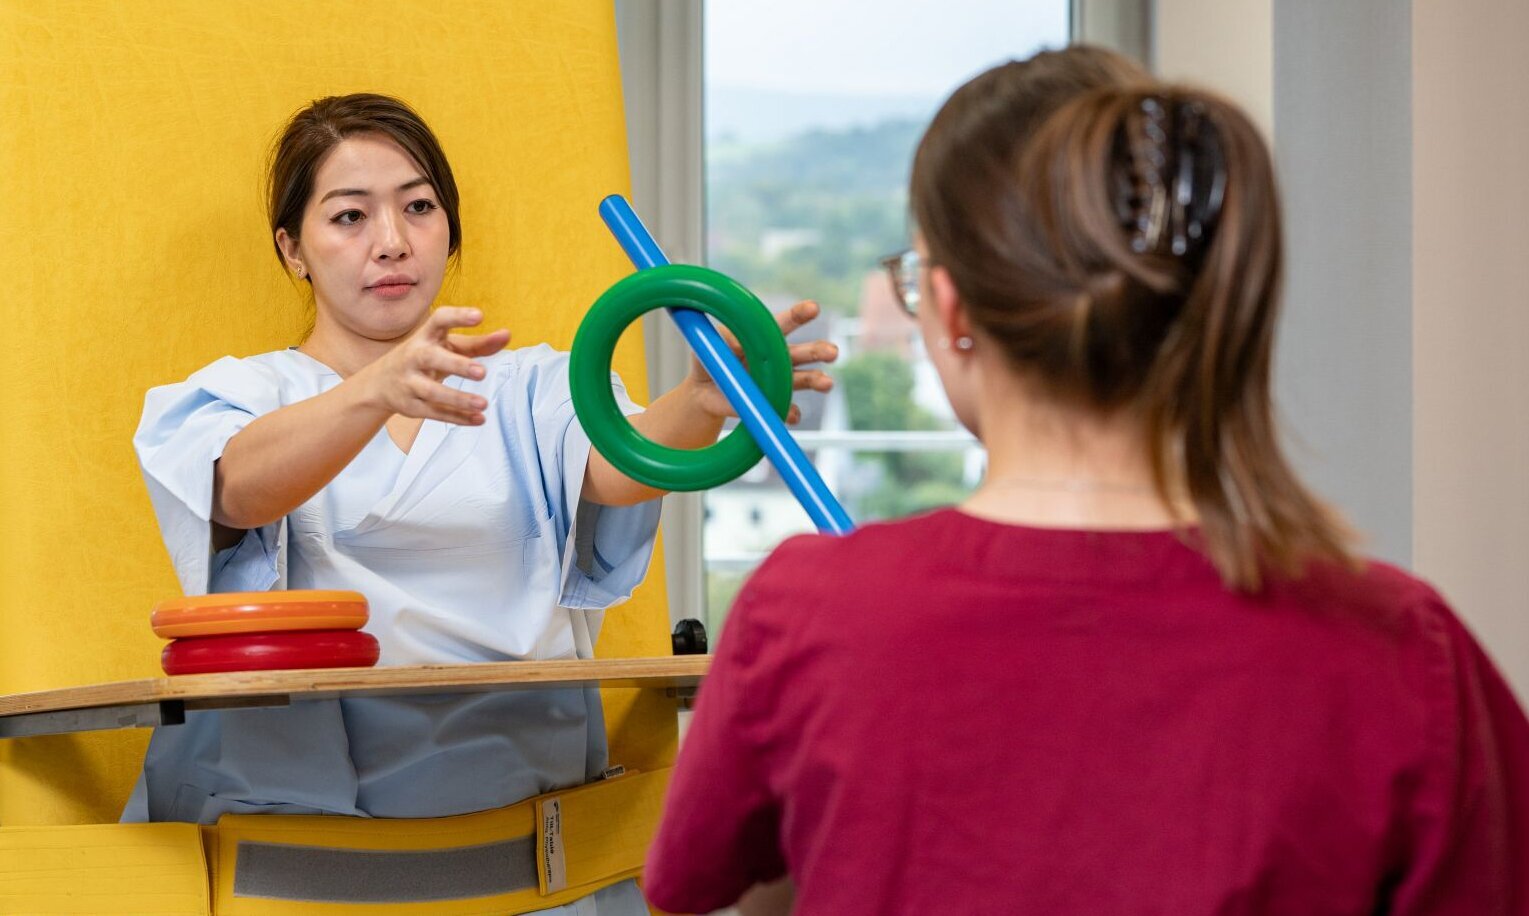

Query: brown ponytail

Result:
[912,47,1355,590]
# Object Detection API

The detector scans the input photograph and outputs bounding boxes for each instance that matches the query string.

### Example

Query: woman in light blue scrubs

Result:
[123,93,835,914]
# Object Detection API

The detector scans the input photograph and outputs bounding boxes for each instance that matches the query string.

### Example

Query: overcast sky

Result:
[705,0,1069,97]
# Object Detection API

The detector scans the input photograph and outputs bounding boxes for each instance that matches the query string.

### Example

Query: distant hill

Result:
[706,84,938,145]
[707,116,925,314]
[708,116,926,195]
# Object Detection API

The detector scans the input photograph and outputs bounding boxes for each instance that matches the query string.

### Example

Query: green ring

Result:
[570,264,794,492]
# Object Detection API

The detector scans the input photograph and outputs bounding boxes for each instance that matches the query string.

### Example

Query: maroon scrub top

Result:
[645,509,1529,915]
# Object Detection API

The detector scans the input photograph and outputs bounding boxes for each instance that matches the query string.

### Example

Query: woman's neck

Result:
[962,372,1191,531]
[298,317,410,379]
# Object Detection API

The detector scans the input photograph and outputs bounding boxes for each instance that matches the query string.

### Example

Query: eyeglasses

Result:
[880,248,923,317]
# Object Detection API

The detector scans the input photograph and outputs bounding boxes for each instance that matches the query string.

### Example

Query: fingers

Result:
[786,404,802,425]
[792,369,834,393]
[448,328,511,357]
[420,347,486,382]
[788,340,836,396]
[776,299,821,336]
[703,300,826,365]
[373,308,504,424]
[416,403,486,426]
[431,380,487,414]
[428,306,509,355]
[710,323,742,356]
[788,340,838,367]
[425,306,488,338]
[401,388,484,426]
[410,376,487,417]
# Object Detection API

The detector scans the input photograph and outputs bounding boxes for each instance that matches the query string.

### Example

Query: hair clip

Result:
[1114,96,1171,254]
[1170,101,1227,259]
[1113,94,1227,261]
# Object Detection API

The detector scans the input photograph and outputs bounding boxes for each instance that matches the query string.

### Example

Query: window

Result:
[700,1,1071,632]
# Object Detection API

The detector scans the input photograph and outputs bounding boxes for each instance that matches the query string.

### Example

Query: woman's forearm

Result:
[582,379,724,507]
[213,375,392,530]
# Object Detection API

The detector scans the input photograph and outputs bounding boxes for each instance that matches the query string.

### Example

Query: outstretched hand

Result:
[356,307,511,425]
[684,299,837,424]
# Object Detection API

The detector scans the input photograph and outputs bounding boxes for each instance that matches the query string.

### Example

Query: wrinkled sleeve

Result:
[643,547,793,912]
[134,356,287,596]
[1391,594,1529,915]
[522,345,660,610]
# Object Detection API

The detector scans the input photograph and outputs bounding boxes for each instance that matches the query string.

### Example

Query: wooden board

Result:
[0,657,710,739]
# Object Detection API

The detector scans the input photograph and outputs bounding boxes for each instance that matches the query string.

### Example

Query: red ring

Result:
[161,630,381,676]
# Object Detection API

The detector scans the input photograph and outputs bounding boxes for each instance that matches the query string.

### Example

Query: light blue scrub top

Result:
[122,345,660,913]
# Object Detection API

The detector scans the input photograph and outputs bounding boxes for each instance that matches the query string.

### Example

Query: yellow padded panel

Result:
[0,0,674,826]
[0,823,209,913]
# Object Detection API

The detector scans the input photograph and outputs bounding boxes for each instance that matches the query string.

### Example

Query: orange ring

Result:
[151,590,368,639]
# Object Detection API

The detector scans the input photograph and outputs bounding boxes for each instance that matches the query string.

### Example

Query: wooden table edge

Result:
[0,656,712,719]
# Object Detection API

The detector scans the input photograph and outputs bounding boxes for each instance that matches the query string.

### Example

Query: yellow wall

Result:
[0,0,672,824]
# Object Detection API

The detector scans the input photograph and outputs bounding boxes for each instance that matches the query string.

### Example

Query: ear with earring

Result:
[925,261,974,352]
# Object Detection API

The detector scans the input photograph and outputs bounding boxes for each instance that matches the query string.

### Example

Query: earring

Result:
[295,266,306,279]
[938,336,974,351]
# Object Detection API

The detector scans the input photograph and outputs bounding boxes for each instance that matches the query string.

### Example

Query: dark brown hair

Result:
[267,93,461,267]
[911,46,1354,590]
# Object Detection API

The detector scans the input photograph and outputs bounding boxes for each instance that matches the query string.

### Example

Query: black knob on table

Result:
[671,618,708,656]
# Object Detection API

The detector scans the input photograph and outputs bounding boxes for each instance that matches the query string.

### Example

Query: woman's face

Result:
[280,132,450,343]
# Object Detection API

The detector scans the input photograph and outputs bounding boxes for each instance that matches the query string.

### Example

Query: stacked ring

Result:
[161,630,381,676]
[152,590,377,675]
[151,590,368,639]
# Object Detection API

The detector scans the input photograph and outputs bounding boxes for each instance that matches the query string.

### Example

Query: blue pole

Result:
[599,194,855,535]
